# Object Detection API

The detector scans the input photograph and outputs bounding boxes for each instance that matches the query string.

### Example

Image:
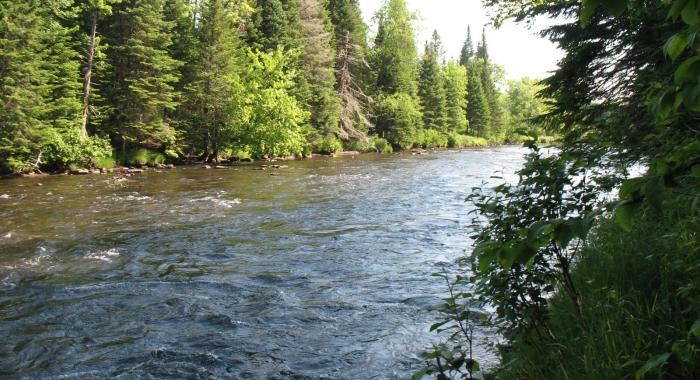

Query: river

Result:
[0,146,526,379]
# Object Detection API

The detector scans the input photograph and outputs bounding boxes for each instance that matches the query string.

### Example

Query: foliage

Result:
[102,0,182,149]
[371,0,419,97]
[374,93,422,150]
[313,134,343,154]
[418,31,449,131]
[115,148,166,166]
[443,62,469,134]
[238,49,310,158]
[504,77,548,141]
[372,137,393,153]
[466,60,491,137]
[415,129,449,149]
[447,134,488,148]
[42,130,113,170]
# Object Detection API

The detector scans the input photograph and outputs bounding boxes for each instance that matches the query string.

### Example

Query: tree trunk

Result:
[80,11,98,138]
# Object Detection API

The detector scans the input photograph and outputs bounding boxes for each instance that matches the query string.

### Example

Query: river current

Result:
[0,147,526,379]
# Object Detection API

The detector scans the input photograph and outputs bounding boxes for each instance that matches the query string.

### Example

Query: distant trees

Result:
[0,0,545,173]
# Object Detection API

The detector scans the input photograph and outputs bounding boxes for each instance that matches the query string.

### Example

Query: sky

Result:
[358,0,563,80]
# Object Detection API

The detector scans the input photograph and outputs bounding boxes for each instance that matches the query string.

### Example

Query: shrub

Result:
[447,133,489,148]
[312,134,343,154]
[416,129,449,148]
[371,137,393,153]
[342,139,373,153]
[42,129,113,170]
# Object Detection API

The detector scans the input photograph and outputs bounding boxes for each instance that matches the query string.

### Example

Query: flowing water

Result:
[0,146,526,379]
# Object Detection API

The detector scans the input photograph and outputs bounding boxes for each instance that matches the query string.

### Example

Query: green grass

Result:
[496,199,700,380]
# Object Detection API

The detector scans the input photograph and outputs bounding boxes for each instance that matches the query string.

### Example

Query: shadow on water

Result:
[0,147,526,379]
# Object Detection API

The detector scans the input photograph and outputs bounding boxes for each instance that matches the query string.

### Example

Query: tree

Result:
[459,25,474,67]
[298,0,340,135]
[76,0,122,137]
[505,77,547,139]
[336,31,373,140]
[102,0,182,150]
[371,0,418,97]
[443,61,468,134]
[239,49,310,158]
[183,0,246,162]
[476,28,502,137]
[467,59,491,136]
[418,30,448,130]
[247,0,301,52]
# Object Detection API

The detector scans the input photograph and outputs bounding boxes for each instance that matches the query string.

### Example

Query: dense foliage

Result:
[0,0,544,174]
[419,0,700,379]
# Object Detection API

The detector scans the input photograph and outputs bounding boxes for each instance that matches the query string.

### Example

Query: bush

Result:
[116,148,166,166]
[42,129,113,171]
[447,133,489,148]
[342,139,373,153]
[416,129,449,148]
[312,134,343,154]
[371,137,393,153]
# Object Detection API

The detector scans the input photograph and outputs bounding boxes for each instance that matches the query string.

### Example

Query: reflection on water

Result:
[0,147,526,378]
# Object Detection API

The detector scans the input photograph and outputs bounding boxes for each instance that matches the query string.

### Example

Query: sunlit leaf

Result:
[664,32,689,61]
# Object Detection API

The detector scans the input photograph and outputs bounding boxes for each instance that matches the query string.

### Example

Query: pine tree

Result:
[372,0,418,97]
[299,0,340,135]
[443,61,468,134]
[476,28,501,137]
[467,59,491,137]
[76,0,122,137]
[247,0,301,52]
[326,0,367,51]
[459,26,474,67]
[0,1,50,172]
[183,0,245,162]
[103,0,182,150]
[418,30,448,130]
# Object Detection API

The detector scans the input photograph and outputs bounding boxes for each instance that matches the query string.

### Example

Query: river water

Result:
[0,146,526,379]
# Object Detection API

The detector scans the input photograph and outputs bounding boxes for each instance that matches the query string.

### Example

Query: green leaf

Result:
[674,56,700,84]
[635,352,671,380]
[615,201,640,232]
[669,0,690,20]
[466,358,481,373]
[681,0,700,25]
[682,82,700,111]
[664,32,689,61]
[619,177,646,199]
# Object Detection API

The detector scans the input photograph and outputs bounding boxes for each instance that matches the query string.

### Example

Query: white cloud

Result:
[358,0,564,80]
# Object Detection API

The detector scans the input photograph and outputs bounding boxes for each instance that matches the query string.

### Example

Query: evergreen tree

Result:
[459,26,474,67]
[183,0,245,162]
[443,61,468,134]
[247,0,301,52]
[418,30,448,130]
[372,0,418,97]
[76,0,122,137]
[467,59,491,136]
[299,0,340,135]
[476,28,502,137]
[103,0,182,150]
[0,1,51,172]
[326,0,367,50]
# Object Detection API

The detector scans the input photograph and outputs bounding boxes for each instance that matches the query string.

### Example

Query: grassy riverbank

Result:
[495,197,700,379]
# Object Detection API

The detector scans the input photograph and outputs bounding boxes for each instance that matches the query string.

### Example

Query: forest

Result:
[0,0,546,175]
